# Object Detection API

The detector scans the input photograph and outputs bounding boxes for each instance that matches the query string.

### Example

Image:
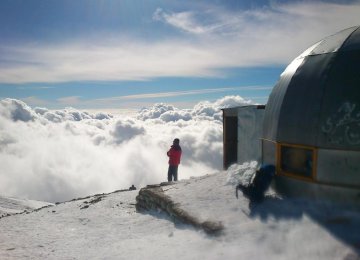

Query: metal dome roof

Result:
[263,26,360,150]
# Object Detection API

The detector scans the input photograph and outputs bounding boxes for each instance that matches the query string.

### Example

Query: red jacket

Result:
[167,145,182,166]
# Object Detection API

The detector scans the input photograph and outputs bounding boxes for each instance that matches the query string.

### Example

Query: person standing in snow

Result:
[167,138,182,182]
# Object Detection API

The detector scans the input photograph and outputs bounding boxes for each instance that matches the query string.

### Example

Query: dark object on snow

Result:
[129,184,137,191]
[236,165,276,202]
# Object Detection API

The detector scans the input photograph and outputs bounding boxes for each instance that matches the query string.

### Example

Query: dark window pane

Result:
[280,146,313,178]
[224,116,238,169]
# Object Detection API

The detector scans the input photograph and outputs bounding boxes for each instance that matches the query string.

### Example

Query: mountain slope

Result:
[0,171,359,259]
[0,196,53,218]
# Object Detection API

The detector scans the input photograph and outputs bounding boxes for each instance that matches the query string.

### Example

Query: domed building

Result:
[262,26,360,203]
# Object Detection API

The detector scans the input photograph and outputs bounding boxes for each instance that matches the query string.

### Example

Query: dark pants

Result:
[168,165,178,182]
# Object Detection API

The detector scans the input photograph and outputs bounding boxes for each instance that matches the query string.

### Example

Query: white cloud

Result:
[1,1,359,84]
[153,8,217,34]
[0,41,221,83]
[137,103,176,120]
[17,86,54,90]
[21,96,50,107]
[95,86,271,102]
[110,119,145,144]
[0,96,251,202]
[57,96,82,106]
[0,98,38,122]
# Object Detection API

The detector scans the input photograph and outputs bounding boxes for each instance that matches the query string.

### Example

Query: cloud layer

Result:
[1,1,360,83]
[0,96,251,202]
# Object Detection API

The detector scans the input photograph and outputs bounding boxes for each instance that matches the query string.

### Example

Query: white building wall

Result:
[237,107,265,164]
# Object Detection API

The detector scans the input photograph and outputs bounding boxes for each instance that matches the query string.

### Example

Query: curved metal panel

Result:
[276,53,337,145]
[264,26,360,201]
[340,27,360,51]
[263,26,360,148]
[317,50,360,149]
[309,26,357,55]
[262,56,306,140]
[262,139,276,166]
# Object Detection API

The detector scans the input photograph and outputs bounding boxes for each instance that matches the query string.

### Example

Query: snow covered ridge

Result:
[0,188,132,220]
[1,169,359,259]
[0,196,53,218]
[0,96,252,203]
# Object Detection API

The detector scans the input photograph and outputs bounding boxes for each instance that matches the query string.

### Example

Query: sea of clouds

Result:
[0,96,253,202]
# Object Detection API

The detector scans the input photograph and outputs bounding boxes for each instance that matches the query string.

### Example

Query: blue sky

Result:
[1,0,360,110]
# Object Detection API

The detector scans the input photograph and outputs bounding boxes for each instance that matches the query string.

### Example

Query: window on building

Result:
[279,144,315,179]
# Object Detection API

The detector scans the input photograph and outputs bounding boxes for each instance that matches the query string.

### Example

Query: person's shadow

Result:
[236,163,360,256]
[247,195,303,221]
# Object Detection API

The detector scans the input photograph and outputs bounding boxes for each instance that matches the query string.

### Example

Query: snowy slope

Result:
[0,170,359,260]
[0,196,53,217]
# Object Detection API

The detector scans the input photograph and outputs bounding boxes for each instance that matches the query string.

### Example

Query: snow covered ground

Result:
[0,167,359,260]
[0,196,53,217]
